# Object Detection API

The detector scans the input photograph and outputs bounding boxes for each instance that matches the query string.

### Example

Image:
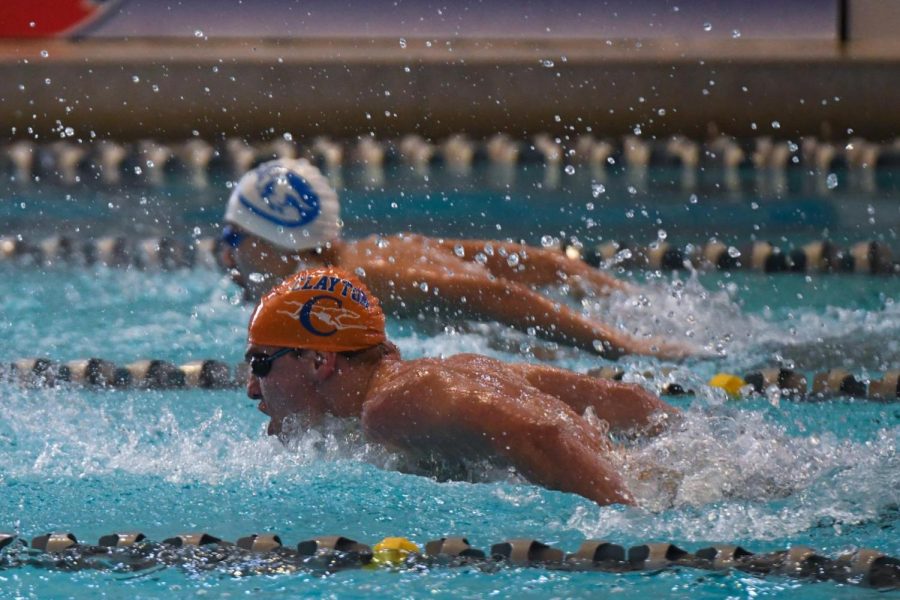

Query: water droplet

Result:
[506,253,520,267]
[657,108,666,116]
[826,173,838,189]
[771,120,781,129]
[627,186,637,195]
[376,236,389,248]
[689,193,698,204]
[355,267,366,277]
[727,246,741,258]
[418,281,429,292]
[657,229,668,241]
[564,165,575,175]
[399,38,407,48]
[483,242,494,256]
[248,272,265,283]
[64,127,74,137]
[453,244,465,257]
[787,141,798,152]
[633,125,642,135]
[540,235,555,248]
[703,22,713,32]
[542,59,555,68]
[40,50,48,58]
[132,75,140,83]
[194,29,204,38]
[732,29,741,38]
[474,252,488,264]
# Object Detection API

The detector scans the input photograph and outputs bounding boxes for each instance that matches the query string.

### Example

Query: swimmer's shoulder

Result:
[442,353,506,370]
[370,354,503,396]
[342,234,439,267]
[352,232,431,247]
[369,355,446,395]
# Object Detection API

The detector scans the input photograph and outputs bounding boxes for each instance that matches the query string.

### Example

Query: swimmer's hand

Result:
[594,337,710,361]
[652,339,714,361]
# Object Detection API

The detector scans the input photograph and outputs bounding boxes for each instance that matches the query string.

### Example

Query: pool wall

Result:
[2,36,900,141]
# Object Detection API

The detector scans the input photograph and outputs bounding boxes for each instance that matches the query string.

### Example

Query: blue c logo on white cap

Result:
[238,164,321,227]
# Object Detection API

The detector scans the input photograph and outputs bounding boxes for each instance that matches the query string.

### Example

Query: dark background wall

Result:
[0,0,898,141]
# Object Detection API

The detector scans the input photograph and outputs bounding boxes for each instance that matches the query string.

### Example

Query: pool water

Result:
[1,164,898,597]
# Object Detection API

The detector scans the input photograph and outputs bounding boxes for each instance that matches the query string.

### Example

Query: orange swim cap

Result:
[248,267,386,352]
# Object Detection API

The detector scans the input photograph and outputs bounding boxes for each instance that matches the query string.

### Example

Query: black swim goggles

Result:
[247,348,296,378]
[219,225,245,249]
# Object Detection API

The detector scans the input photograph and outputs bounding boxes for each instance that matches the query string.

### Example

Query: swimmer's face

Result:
[245,344,329,437]
[220,226,326,302]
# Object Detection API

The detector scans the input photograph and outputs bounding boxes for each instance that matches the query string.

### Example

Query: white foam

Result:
[580,273,900,372]
[569,405,898,540]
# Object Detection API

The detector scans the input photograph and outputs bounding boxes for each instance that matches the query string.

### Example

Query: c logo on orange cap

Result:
[299,295,339,337]
[248,267,386,352]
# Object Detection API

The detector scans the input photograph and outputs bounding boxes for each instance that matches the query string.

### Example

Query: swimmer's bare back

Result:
[360,353,638,506]
[436,237,634,296]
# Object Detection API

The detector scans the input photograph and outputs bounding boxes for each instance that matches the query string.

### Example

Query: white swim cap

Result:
[224,158,341,251]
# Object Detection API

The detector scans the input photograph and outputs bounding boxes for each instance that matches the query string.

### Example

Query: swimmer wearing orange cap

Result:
[222,159,701,361]
[248,268,386,352]
[246,267,679,506]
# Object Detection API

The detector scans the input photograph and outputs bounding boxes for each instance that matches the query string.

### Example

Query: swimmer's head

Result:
[225,158,341,251]
[248,267,386,352]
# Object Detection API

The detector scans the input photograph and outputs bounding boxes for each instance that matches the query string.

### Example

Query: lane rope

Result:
[1,531,896,588]
[3,135,898,180]
[2,357,897,401]
[1,234,897,275]
[565,239,898,275]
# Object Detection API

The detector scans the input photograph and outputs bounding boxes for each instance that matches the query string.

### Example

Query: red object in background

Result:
[0,0,120,38]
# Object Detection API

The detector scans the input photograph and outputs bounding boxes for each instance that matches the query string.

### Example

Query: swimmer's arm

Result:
[358,259,697,360]
[437,238,634,296]
[511,363,678,435]
[390,266,696,360]
[361,378,635,506]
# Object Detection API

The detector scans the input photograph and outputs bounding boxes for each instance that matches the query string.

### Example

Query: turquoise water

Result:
[1,166,899,597]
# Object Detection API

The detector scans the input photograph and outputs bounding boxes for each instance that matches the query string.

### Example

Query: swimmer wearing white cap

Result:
[220,158,700,360]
